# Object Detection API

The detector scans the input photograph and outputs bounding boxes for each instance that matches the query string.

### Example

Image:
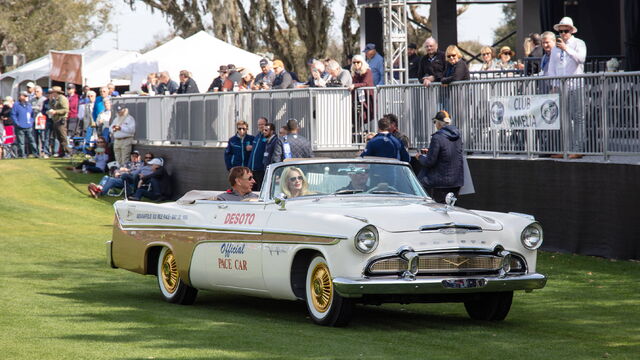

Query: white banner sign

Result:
[489,94,560,130]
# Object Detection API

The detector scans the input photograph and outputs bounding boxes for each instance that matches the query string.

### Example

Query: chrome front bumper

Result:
[333,273,547,298]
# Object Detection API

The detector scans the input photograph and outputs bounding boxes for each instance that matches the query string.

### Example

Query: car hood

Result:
[290,197,503,232]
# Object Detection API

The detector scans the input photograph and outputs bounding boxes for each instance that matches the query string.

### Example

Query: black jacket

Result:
[416,51,446,82]
[441,60,470,84]
[142,167,172,197]
[417,125,463,189]
[177,77,200,94]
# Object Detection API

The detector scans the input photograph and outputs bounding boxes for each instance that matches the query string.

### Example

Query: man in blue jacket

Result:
[247,117,268,190]
[361,117,410,162]
[224,120,255,171]
[11,91,38,158]
[415,110,463,203]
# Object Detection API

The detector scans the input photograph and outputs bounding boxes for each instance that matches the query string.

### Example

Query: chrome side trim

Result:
[333,273,547,298]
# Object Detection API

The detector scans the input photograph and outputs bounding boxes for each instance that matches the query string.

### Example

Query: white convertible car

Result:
[108,158,546,326]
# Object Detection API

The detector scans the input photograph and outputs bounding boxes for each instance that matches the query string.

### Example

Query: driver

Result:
[217,166,259,201]
[337,164,371,192]
[280,166,313,198]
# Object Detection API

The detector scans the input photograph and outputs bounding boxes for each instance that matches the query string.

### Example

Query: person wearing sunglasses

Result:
[224,120,255,171]
[441,45,470,85]
[216,166,259,201]
[279,166,312,198]
[547,16,587,158]
[479,46,498,71]
[547,16,586,77]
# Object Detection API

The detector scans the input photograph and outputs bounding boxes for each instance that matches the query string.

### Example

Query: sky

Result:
[90,2,504,52]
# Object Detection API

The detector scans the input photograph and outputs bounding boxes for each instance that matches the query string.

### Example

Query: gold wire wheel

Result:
[161,250,179,294]
[310,262,333,313]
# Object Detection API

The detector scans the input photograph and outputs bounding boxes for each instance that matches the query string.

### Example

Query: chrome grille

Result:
[367,252,526,276]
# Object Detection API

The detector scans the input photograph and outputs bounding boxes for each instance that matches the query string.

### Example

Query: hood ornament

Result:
[445,192,457,208]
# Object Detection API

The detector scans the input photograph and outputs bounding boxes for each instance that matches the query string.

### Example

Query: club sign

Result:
[489,94,560,130]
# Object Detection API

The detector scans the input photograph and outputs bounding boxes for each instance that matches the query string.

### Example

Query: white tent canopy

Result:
[0,49,140,98]
[110,36,186,92]
[110,31,264,92]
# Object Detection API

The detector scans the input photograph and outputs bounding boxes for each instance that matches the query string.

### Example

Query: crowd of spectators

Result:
[0,16,592,201]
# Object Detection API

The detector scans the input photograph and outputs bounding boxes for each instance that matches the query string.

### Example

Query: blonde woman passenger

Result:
[280,166,313,198]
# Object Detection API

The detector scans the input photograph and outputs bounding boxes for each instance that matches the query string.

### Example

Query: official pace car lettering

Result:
[218,243,247,271]
[220,243,245,257]
[223,213,256,225]
[135,212,189,221]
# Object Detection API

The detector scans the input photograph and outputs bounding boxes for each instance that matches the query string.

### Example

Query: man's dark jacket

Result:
[416,50,446,82]
[417,125,464,188]
[177,77,200,94]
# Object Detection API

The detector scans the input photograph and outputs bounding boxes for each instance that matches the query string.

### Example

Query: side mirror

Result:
[274,193,287,210]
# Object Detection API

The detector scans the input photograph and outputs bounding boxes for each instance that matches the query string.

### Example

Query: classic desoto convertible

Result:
[108,158,546,326]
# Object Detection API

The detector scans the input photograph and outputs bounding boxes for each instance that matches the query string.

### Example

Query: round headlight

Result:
[354,225,379,253]
[521,222,543,250]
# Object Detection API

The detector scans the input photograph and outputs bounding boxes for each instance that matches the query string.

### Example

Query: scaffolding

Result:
[359,0,409,84]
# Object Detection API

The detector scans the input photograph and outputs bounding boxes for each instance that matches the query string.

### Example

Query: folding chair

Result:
[1,125,17,159]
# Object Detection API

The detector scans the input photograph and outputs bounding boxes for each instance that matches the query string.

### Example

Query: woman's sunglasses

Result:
[289,176,304,182]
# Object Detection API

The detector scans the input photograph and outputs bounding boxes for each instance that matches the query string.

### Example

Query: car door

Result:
[188,200,270,292]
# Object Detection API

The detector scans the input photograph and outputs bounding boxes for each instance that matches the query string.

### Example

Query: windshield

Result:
[269,162,427,199]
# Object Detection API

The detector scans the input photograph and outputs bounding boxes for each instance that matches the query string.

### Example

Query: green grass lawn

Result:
[1,159,639,360]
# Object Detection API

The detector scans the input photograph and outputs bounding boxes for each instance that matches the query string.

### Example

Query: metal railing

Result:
[113,71,640,158]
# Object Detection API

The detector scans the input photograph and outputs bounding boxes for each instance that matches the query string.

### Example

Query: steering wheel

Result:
[365,183,399,194]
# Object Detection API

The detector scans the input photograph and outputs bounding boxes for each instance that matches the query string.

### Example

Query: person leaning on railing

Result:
[417,37,446,87]
[441,46,470,85]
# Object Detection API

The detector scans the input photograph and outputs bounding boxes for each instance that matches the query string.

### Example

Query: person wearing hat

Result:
[128,157,171,201]
[65,83,81,136]
[88,150,143,199]
[46,86,70,157]
[496,46,518,70]
[548,16,586,77]
[110,104,136,166]
[547,16,587,158]
[414,110,463,203]
[177,69,200,94]
[267,60,295,89]
[207,65,229,92]
[363,43,385,86]
[253,59,276,90]
[11,91,38,158]
[25,82,36,102]
[407,43,421,79]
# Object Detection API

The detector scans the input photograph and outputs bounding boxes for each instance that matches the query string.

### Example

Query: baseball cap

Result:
[131,150,140,155]
[362,43,376,52]
[116,104,126,112]
[148,158,163,166]
[66,83,76,89]
[26,81,35,88]
[272,60,284,68]
[432,110,451,124]
[408,43,417,49]
[259,58,269,67]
